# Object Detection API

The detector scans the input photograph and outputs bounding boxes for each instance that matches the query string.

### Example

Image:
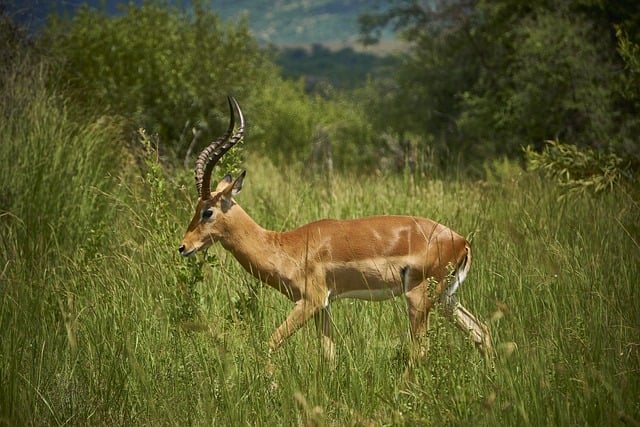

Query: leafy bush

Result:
[44,1,273,159]
[40,2,383,172]
[359,2,639,169]
[524,140,627,197]
[459,11,616,157]
[614,27,640,171]
[250,78,379,171]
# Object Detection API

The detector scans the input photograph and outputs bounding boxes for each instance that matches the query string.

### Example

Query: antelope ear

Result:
[220,171,245,212]
[215,174,233,192]
[231,170,246,197]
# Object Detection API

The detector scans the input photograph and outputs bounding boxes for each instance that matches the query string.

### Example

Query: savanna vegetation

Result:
[1,0,638,425]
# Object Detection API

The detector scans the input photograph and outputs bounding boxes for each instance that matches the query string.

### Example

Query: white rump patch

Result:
[442,261,468,306]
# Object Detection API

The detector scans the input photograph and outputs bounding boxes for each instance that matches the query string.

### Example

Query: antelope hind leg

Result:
[444,299,493,363]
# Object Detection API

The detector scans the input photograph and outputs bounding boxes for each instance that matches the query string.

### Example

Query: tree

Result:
[44,1,273,159]
[359,0,640,168]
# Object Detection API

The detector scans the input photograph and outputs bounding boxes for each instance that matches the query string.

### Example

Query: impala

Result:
[179,97,493,364]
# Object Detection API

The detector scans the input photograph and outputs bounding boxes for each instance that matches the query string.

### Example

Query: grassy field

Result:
[1,77,639,426]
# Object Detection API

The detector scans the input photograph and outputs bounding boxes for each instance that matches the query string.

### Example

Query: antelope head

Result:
[178,96,245,257]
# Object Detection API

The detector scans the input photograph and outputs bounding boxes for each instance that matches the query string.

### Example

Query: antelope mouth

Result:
[178,244,197,257]
[179,240,213,257]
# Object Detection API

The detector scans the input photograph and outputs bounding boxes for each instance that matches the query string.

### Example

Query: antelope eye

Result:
[201,209,213,219]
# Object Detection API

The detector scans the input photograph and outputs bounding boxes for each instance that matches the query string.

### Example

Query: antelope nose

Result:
[178,245,185,254]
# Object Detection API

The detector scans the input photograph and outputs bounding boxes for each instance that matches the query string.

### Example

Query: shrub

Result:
[524,140,628,197]
[44,1,272,160]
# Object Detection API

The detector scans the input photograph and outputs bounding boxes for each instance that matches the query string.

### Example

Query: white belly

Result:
[330,285,404,302]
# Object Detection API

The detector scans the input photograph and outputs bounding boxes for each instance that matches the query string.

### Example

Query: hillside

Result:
[213,1,400,88]
[10,0,393,46]
[211,0,392,45]
[10,0,398,88]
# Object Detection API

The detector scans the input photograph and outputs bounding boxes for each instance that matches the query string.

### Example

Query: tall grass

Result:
[0,63,124,423]
[1,73,638,425]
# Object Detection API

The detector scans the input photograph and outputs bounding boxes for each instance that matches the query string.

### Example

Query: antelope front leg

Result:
[402,282,435,383]
[268,299,320,352]
[314,307,336,367]
[404,283,434,360]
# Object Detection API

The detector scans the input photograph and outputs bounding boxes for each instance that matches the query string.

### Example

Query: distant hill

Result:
[8,0,399,88]
[211,0,393,46]
[9,0,393,46]
[212,0,400,88]
[272,44,399,90]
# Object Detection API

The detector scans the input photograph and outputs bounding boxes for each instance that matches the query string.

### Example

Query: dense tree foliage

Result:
[359,0,640,171]
[4,0,639,180]
[43,1,271,160]
[36,1,382,171]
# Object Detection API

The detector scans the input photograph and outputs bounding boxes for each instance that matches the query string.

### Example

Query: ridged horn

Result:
[195,96,245,200]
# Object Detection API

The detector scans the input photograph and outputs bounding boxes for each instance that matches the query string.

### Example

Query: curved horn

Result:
[195,97,244,199]
[195,97,235,197]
